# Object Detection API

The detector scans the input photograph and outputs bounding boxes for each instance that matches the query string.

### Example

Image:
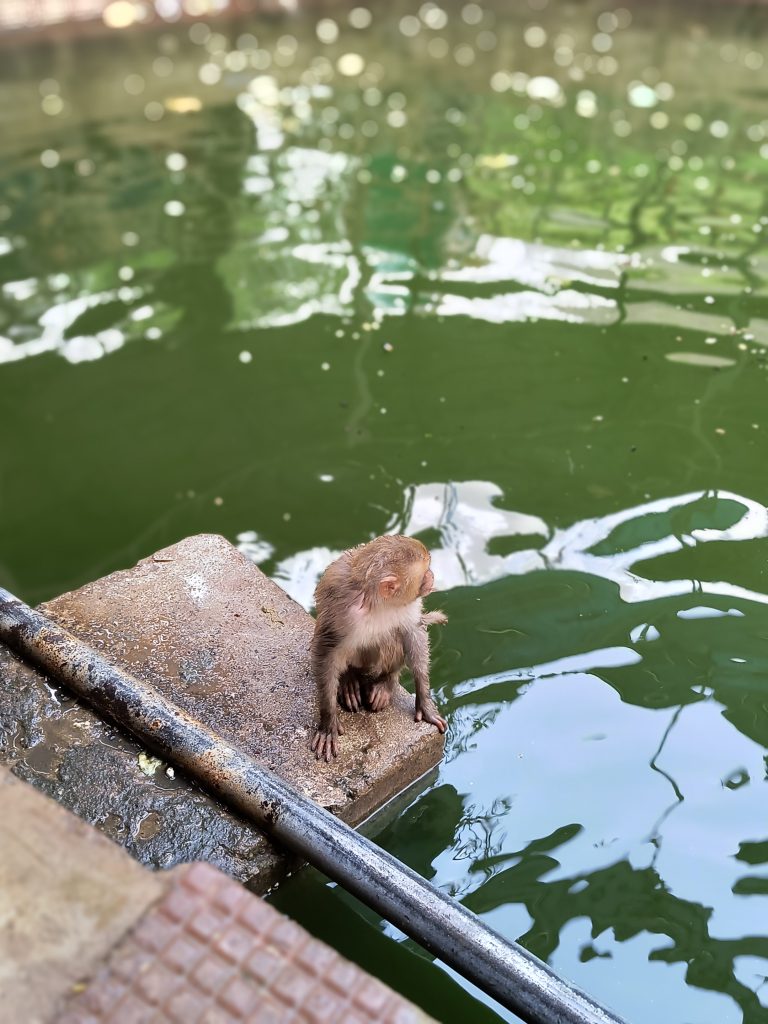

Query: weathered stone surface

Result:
[0,534,443,886]
[0,768,168,1024]
[0,647,284,886]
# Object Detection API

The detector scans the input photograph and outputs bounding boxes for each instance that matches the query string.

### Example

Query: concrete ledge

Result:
[1,768,436,1024]
[0,534,443,885]
[0,769,166,1024]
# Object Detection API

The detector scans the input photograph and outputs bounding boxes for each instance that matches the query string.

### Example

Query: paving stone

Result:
[63,862,437,1024]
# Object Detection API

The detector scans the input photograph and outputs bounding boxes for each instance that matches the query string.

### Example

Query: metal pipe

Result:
[0,587,626,1024]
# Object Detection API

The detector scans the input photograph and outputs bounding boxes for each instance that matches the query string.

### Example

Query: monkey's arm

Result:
[421,610,448,627]
[401,625,447,734]
[310,623,346,761]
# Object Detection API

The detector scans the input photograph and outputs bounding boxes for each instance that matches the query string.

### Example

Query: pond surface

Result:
[3,1,768,1021]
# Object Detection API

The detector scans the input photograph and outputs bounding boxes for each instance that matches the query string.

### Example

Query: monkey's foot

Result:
[415,701,447,733]
[367,681,393,712]
[311,722,344,761]
[339,675,363,712]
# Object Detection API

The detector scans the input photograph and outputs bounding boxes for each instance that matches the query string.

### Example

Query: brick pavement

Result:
[60,862,435,1024]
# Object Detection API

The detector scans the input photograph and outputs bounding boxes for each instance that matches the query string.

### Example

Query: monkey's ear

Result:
[378,574,400,599]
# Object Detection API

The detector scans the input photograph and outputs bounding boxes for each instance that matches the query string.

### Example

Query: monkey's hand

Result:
[421,610,448,627]
[415,699,447,734]
[311,721,344,762]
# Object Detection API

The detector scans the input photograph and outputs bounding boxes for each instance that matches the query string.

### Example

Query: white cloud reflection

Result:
[238,481,768,612]
[0,289,139,365]
[441,234,625,292]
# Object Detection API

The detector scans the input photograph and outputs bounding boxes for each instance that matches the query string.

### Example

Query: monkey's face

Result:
[389,558,433,603]
[369,539,435,604]
[417,565,435,598]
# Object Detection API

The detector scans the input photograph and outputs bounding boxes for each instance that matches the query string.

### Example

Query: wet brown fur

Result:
[310,536,447,761]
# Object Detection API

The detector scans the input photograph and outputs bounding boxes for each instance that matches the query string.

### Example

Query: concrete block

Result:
[0,534,444,885]
[0,768,167,1024]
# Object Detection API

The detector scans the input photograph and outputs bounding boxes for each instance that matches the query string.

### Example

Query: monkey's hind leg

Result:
[338,668,364,712]
[367,672,399,712]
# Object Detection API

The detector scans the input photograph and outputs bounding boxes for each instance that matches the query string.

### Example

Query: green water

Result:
[3,1,768,1020]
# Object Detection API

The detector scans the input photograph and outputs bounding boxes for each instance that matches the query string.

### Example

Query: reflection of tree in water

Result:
[375,783,466,881]
[383,779,768,1022]
[646,705,685,870]
[445,707,504,762]
[465,851,768,1024]
[451,794,514,870]
[151,104,251,341]
[438,566,768,741]
[0,102,252,352]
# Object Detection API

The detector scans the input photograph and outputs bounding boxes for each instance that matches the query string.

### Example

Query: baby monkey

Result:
[310,535,448,761]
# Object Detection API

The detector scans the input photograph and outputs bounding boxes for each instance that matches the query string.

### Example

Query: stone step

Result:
[0,534,443,889]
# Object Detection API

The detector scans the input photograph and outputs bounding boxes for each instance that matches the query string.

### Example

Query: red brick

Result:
[111,943,155,983]
[211,879,250,917]
[266,918,307,955]
[296,940,338,977]
[339,1012,368,1024]
[164,987,205,1024]
[82,975,127,1012]
[244,945,283,985]
[132,912,178,954]
[107,994,154,1024]
[188,907,229,943]
[136,962,180,1005]
[161,885,202,924]
[299,987,348,1024]
[246,996,288,1024]
[163,934,205,974]
[391,1004,423,1024]
[271,965,317,1008]
[58,865,434,1024]
[217,975,259,1017]
[198,1006,232,1024]
[189,953,234,996]
[352,977,392,1017]
[237,894,279,934]
[327,959,360,996]
[212,924,256,965]
[184,861,223,895]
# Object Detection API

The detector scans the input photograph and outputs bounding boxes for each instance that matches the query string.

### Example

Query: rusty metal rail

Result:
[0,585,627,1024]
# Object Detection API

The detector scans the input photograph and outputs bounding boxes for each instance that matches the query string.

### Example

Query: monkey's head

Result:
[355,535,435,606]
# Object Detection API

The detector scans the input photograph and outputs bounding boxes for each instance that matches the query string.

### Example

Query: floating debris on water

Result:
[137,753,162,776]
